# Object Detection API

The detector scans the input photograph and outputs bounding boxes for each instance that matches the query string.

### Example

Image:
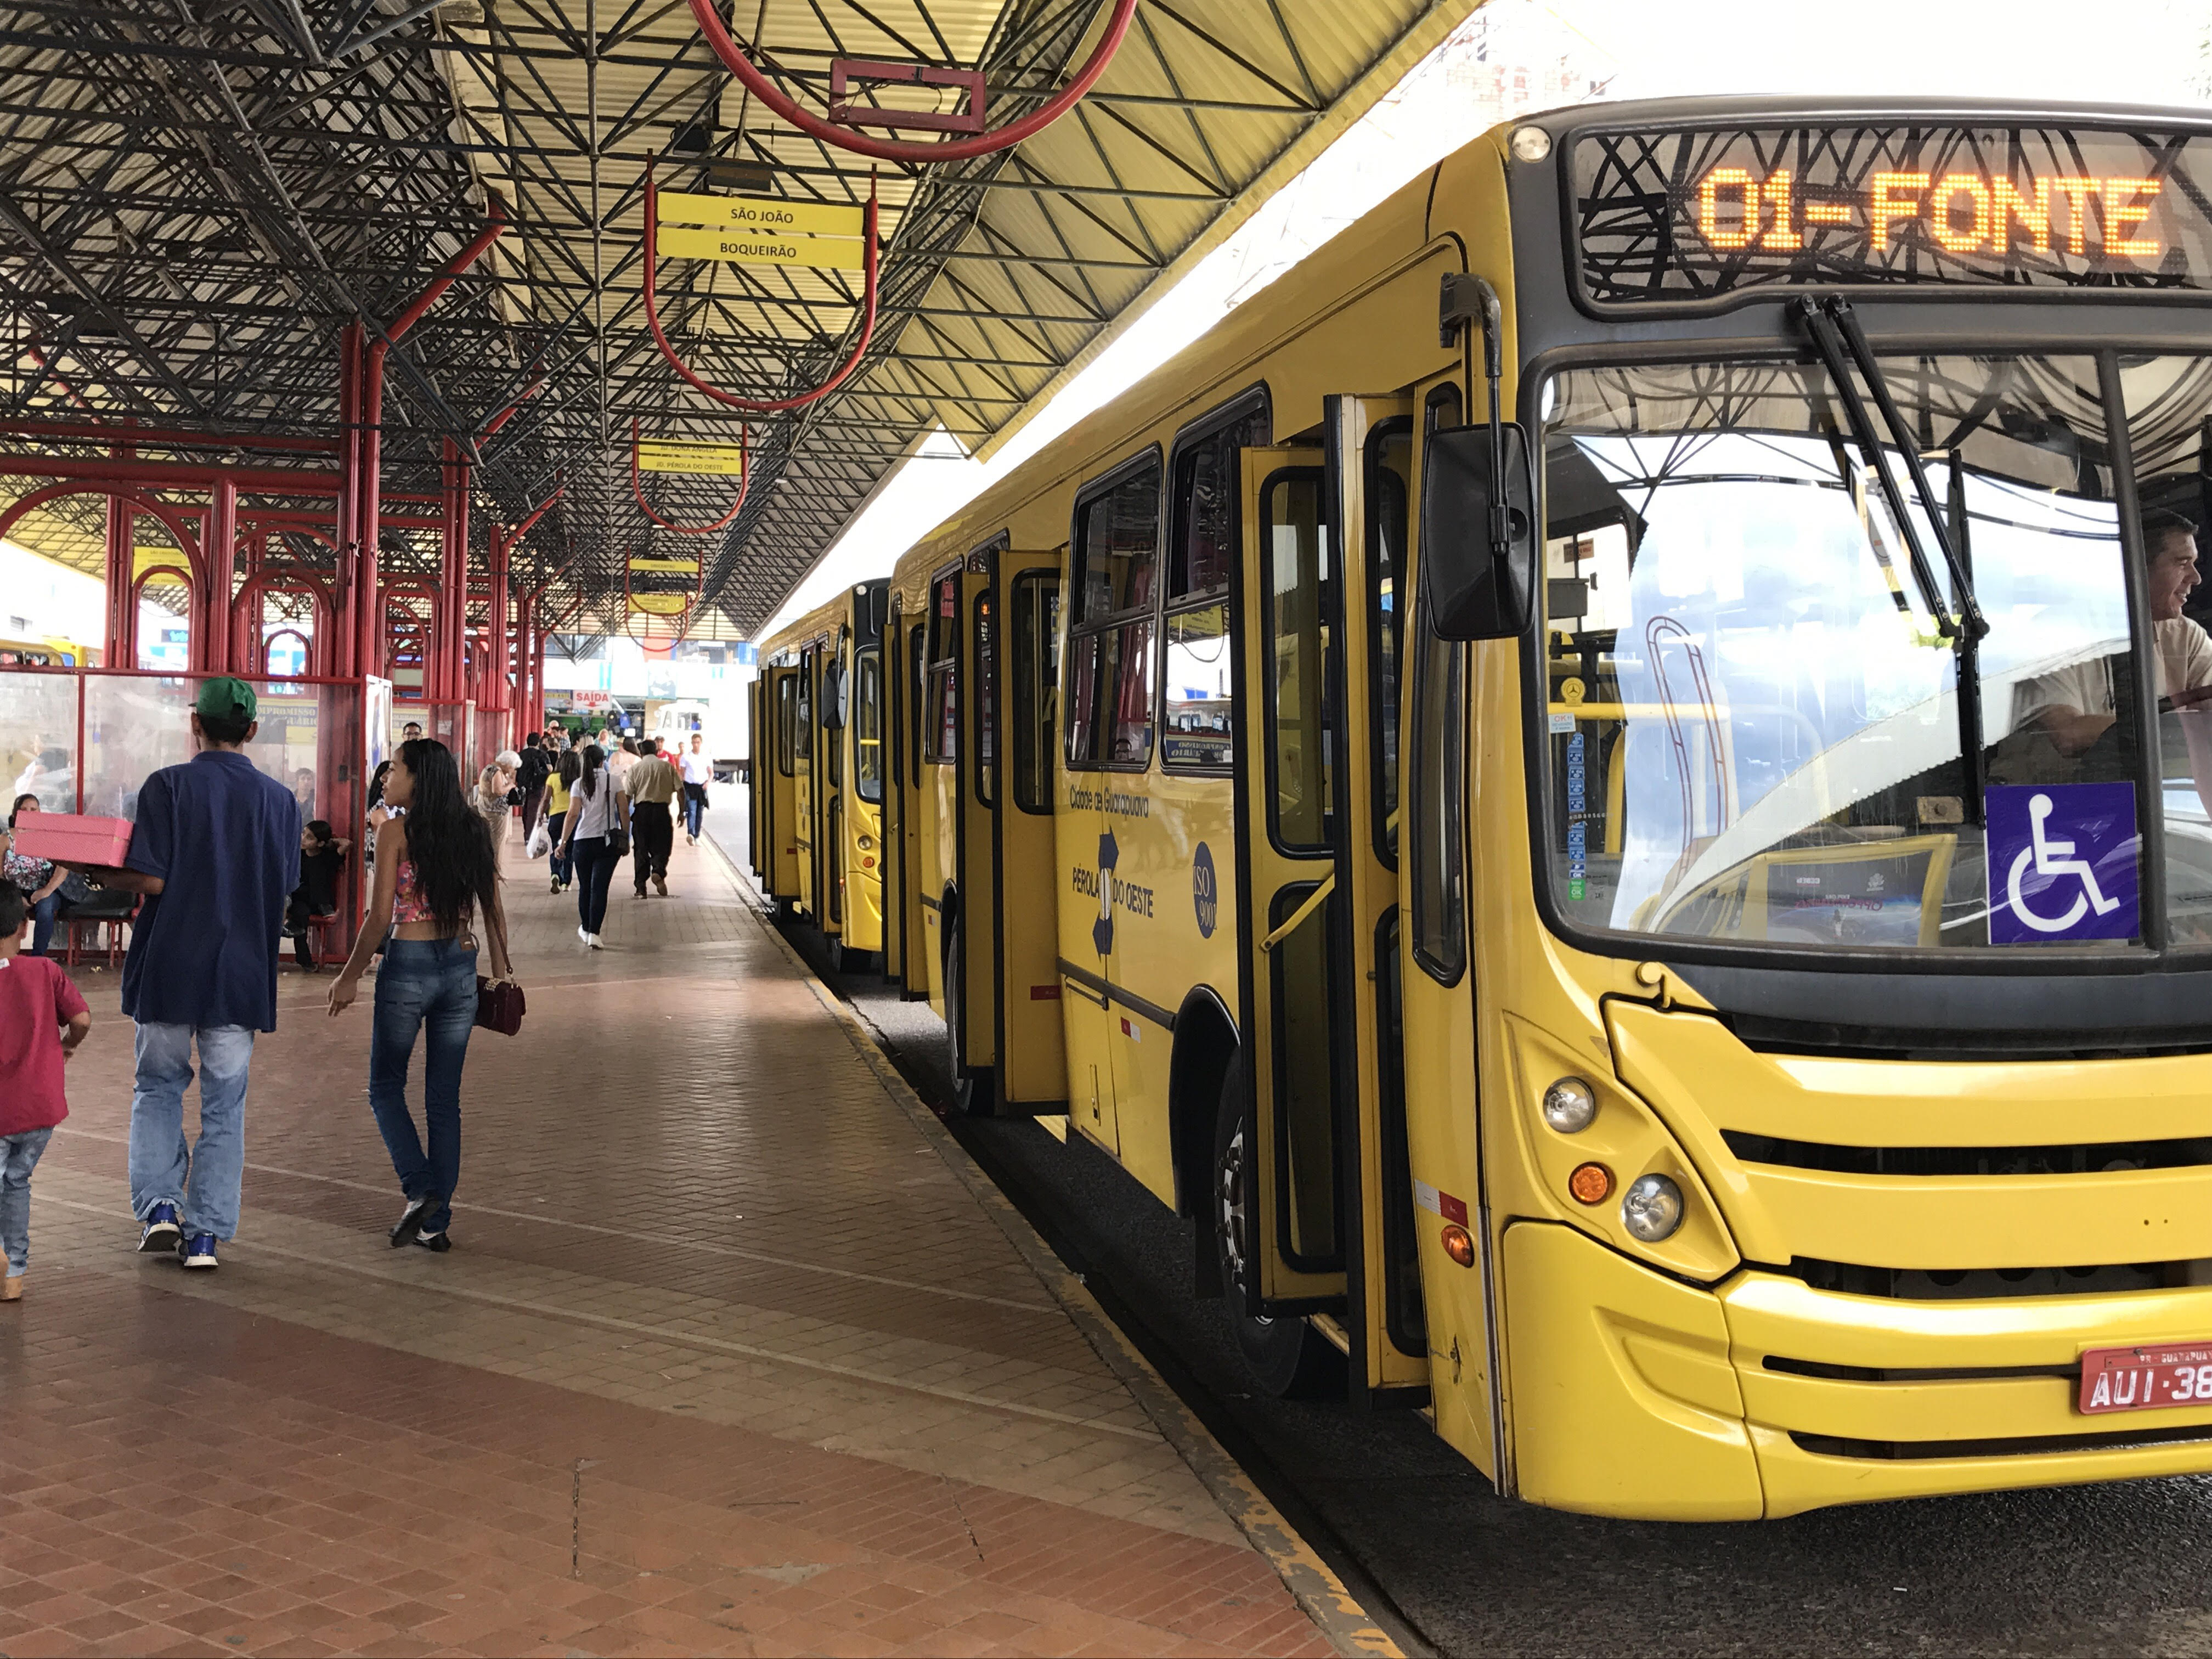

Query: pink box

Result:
[9,814,133,868]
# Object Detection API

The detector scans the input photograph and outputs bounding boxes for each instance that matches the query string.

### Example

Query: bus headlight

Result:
[1621,1174,1684,1243]
[1542,1076,1596,1133]
[857,834,875,851]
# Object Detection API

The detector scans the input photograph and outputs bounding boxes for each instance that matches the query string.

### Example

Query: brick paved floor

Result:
[0,826,1334,1659]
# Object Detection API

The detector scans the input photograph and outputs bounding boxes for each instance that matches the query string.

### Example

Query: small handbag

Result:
[476,974,524,1035]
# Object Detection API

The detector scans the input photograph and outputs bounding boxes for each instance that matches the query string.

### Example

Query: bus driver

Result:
[2023,509,2212,758]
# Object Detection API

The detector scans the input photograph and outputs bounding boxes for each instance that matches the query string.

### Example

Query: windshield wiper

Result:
[1793,296,1991,823]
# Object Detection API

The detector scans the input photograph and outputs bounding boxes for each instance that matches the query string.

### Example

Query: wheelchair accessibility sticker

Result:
[1985,782,2138,944]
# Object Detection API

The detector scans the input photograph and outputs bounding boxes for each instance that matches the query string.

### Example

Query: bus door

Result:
[897,601,930,997]
[947,547,999,1105]
[793,647,817,917]
[1233,445,1346,1308]
[989,549,1067,1110]
[746,675,765,877]
[822,628,850,940]
[1325,393,1430,1405]
[882,595,906,979]
[766,664,803,902]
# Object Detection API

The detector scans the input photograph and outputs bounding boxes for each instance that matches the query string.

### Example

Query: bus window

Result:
[776,674,796,775]
[1365,417,1414,857]
[1012,573,1060,813]
[1067,458,1160,770]
[974,590,995,805]
[1407,592,1466,983]
[1163,408,1261,771]
[909,622,926,775]
[1170,400,1267,600]
[795,660,813,761]
[927,572,958,763]
[1261,468,1331,851]
[855,647,883,803]
[825,650,843,791]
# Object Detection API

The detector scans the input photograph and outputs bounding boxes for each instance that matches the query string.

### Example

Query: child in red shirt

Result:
[0,879,91,1301]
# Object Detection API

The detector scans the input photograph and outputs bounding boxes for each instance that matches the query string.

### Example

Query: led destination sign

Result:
[1571,123,2212,308]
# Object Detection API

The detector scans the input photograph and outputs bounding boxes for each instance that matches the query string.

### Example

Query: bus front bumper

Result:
[1504,1222,2212,1519]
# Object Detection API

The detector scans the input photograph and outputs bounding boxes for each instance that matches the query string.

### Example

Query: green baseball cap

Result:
[194,676,257,723]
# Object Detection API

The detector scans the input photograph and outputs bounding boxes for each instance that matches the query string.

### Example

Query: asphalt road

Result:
[703,806,2212,1659]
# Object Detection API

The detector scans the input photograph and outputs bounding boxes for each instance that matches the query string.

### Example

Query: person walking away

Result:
[543,747,576,895]
[61,678,298,1271]
[627,736,680,898]
[328,740,514,1251]
[516,734,551,843]
[473,751,520,836]
[4,795,66,957]
[556,744,626,949]
[679,732,713,845]
[608,734,639,799]
[0,879,91,1301]
[285,820,351,972]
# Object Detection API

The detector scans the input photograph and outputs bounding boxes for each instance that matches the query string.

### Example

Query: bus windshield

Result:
[1538,351,2212,959]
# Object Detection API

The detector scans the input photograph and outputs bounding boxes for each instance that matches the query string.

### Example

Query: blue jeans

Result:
[2,1127,54,1274]
[368,936,477,1234]
[29,890,58,956]
[571,836,620,933]
[130,1023,255,1240]
[682,785,705,839]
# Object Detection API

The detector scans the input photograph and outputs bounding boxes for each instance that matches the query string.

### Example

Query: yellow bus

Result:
[878,95,2212,1519]
[755,582,889,966]
[0,635,100,668]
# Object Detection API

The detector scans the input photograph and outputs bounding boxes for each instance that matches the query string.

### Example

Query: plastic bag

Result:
[525,817,551,860]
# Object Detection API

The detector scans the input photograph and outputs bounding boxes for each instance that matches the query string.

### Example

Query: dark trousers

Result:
[546,810,569,885]
[631,800,674,891]
[521,782,546,839]
[571,836,620,933]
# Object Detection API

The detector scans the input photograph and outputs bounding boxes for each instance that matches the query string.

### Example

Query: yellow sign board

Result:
[628,557,701,574]
[635,441,747,477]
[134,545,193,580]
[657,190,864,239]
[658,222,864,272]
[631,594,690,617]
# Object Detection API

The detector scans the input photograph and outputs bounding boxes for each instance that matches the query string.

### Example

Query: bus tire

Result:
[943,918,994,1116]
[1212,1057,1338,1399]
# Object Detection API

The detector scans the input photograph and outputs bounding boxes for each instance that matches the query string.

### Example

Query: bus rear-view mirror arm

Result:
[1426,272,1536,640]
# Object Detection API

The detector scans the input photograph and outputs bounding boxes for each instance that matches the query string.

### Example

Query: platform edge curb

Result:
[705,831,1403,1659]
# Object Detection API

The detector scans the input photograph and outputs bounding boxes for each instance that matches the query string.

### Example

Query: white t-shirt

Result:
[679,749,714,785]
[2018,617,2212,725]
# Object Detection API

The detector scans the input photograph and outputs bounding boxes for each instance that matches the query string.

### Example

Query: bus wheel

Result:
[1213,1058,1337,1400]
[943,920,994,1116]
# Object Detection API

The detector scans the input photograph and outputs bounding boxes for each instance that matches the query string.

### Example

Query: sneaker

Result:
[586,933,603,950]
[653,875,668,898]
[390,1193,442,1249]
[1,1273,21,1302]
[550,878,561,894]
[178,1233,218,1270]
[412,1230,452,1253]
[138,1202,182,1254]
[578,924,591,946]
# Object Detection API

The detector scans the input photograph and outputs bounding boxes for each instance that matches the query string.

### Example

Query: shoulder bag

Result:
[471,903,524,1035]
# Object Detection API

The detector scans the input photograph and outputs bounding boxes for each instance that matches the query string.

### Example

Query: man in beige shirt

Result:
[2022,510,2212,758]
[625,737,682,898]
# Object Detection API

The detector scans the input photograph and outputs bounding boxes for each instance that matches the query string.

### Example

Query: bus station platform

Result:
[0,832,1384,1659]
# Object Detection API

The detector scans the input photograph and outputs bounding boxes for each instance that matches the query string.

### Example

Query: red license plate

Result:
[2078,1342,2212,1414]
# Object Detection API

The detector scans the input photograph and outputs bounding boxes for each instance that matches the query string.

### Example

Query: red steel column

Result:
[102,445,134,668]
[335,323,363,680]
[193,475,236,674]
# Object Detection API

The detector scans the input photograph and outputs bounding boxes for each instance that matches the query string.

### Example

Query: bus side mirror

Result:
[1419,423,1536,640]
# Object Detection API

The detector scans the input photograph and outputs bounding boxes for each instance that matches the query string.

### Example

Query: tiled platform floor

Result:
[0,824,1338,1658]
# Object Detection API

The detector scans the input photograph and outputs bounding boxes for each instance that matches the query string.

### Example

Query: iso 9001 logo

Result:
[1193,842,1218,939]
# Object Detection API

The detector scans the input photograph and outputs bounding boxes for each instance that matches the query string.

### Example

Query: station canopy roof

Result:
[0,0,1482,638]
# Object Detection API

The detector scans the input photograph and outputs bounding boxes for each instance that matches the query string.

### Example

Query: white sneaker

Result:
[577,925,591,946]
[587,933,604,950]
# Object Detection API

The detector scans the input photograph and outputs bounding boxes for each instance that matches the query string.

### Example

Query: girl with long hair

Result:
[327,739,515,1250]
[544,745,579,894]
[555,743,627,949]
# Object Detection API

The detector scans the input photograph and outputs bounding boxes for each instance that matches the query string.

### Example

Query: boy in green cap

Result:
[60,676,300,1269]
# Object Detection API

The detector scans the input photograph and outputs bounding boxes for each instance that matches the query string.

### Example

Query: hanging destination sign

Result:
[655,190,866,270]
[1569,122,2212,311]
[631,594,690,616]
[634,439,747,476]
[628,557,701,574]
